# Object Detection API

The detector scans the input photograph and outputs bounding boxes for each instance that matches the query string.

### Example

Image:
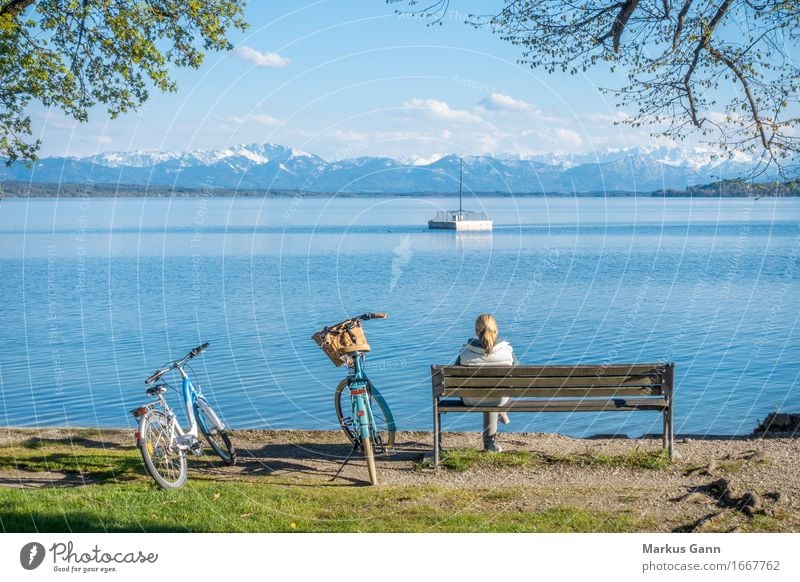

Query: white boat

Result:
[428,209,493,230]
[428,158,493,231]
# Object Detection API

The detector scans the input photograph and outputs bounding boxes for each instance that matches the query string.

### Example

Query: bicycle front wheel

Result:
[138,410,187,489]
[194,399,237,466]
[334,379,396,451]
[362,436,378,486]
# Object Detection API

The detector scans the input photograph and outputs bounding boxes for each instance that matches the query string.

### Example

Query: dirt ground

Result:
[1,427,798,531]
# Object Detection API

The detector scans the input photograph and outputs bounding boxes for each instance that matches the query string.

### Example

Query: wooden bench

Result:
[431,362,674,467]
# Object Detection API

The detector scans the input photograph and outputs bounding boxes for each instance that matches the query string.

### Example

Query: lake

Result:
[0,195,798,438]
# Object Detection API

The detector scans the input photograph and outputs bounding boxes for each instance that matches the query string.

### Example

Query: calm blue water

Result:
[0,195,798,437]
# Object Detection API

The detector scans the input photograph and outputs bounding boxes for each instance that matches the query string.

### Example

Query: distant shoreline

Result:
[2,180,798,198]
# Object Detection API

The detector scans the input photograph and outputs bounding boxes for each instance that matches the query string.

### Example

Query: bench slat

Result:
[433,364,666,377]
[437,398,669,413]
[442,386,662,398]
[442,375,660,389]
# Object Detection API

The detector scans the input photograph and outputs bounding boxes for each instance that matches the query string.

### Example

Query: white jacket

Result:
[456,338,515,366]
[456,338,516,406]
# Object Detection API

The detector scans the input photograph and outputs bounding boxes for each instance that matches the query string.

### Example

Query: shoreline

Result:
[4,193,798,199]
[0,425,794,439]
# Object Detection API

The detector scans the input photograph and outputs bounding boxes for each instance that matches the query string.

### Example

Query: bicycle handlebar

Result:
[358,312,388,321]
[145,368,168,384]
[145,342,210,384]
[188,341,210,359]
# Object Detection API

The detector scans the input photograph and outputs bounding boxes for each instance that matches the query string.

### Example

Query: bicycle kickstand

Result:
[329,441,360,482]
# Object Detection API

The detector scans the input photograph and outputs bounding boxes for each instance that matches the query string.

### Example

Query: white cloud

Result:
[38,110,79,130]
[587,111,631,124]
[403,99,483,124]
[230,46,290,68]
[231,114,281,126]
[705,110,742,125]
[326,129,367,142]
[479,92,534,112]
[554,128,584,148]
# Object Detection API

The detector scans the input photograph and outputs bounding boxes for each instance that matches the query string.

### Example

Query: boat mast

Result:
[458,157,463,214]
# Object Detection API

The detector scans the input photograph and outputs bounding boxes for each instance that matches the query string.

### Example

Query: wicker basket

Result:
[311,318,371,366]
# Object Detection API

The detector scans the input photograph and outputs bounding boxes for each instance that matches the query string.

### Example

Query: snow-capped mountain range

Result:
[1,143,766,193]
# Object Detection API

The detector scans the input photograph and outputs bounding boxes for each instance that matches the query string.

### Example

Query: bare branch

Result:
[682,0,733,127]
[611,0,641,53]
[707,43,770,153]
[673,0,694,49]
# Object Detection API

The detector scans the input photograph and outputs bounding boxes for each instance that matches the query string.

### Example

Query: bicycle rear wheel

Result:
[334,379,396,452]
[194,399,237,466]
[138,410,187,489]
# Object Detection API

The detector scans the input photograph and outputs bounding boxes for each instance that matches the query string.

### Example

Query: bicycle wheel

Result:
[362,435,378,486]
[194,399,237,466]
[334,379,396,451]
[138,409,187,489]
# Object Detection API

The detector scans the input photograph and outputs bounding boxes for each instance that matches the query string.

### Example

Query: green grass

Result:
[716,460,745,473]
[0,438,142,481]
[2,439,791,533]
[0,441,644,533]
[433,447,671,472]
[0,479,640,533]
[585,448,671,470]
[0,438,229,482]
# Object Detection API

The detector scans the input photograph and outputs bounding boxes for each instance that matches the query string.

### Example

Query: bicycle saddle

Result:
[146,384,168,396]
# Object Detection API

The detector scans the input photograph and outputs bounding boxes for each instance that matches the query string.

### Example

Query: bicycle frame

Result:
[346,351,396,446]
[176,367,199,438]
[348,353,374,441]
[137,363,224,451]
[177,364,225,439]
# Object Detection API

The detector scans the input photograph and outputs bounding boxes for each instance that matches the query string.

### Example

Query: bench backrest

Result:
[432,363,674,399]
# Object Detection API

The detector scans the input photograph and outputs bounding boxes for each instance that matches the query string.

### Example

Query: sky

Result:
[32,1,687,162]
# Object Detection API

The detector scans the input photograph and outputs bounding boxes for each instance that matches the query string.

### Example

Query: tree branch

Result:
[707,43,770,153]
[0,0,34,16]
[611,0,640,53]
[672,0,694,49]
[682,0,733,126]
[70,0,88,72]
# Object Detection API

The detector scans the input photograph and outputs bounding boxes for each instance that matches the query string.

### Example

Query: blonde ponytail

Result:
[475,314,499,355]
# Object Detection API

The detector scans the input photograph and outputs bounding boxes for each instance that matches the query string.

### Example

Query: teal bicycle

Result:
[313,312,397,485]
[131,342,236,489]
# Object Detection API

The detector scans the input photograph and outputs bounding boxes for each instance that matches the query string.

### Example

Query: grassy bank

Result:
[0,429,796,533]
[0,481,642,533]
[0,435,639,532]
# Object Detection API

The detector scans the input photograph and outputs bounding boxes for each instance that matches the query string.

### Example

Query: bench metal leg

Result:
[665,364,675,460]
[663,406,674,460]
[667,403,674,460]
[433,403,441,469]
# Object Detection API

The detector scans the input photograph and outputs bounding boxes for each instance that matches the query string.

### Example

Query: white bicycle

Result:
[131,342,236,489]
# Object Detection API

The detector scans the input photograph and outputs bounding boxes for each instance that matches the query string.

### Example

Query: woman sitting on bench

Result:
[455,314,518,452]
